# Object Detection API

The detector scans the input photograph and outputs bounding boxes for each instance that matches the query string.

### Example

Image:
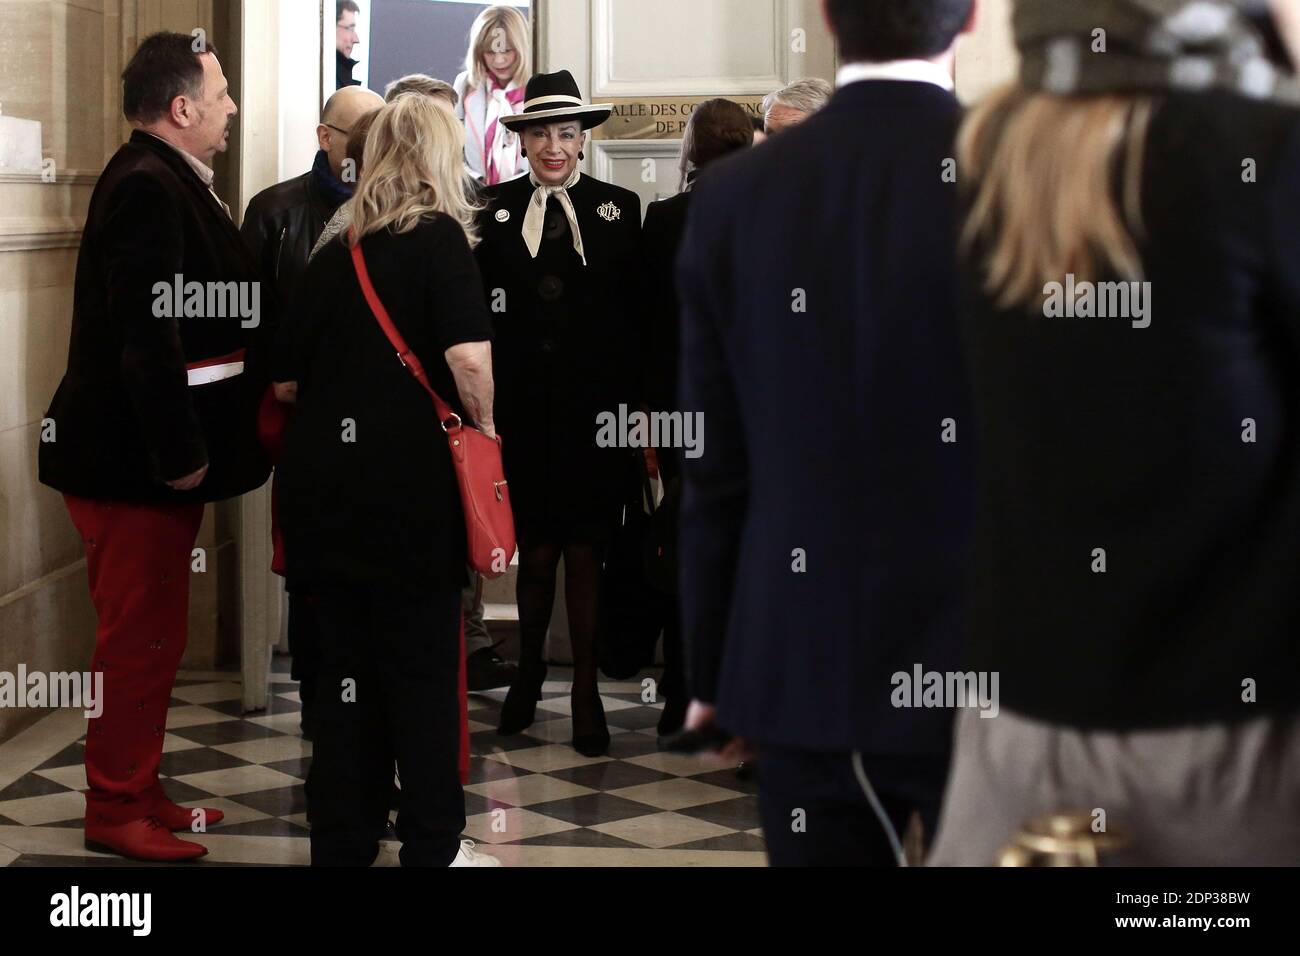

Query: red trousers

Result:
[65,494,204,826]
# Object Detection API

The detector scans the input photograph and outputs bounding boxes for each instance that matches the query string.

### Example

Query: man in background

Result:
[761,77,832,133]
[241,83,383,738]
[242,85,382,306]
[337,0,362,89]
[677,0,977,866]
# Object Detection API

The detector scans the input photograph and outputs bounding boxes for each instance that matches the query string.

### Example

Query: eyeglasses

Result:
[324,123,351,136]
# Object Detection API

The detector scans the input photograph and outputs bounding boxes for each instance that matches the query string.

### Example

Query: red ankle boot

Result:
[84,817,209,861]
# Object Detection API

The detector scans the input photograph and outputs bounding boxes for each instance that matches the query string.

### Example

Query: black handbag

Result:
[598,451,665,680]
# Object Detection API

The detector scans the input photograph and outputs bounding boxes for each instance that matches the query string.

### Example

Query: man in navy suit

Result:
[676,0,979,866]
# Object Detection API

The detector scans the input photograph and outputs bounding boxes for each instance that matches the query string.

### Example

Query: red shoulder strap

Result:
[349,235,457,425]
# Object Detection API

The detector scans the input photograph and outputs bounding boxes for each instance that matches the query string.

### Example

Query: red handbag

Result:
[349,237,516,578]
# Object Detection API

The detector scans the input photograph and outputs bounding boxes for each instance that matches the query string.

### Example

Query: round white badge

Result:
[495,209,511,223]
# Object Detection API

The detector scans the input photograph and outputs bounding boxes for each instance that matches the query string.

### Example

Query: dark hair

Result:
[686,99,754,169]
[751,114,765,132]
[678,99,753,189]
[122,32,219,124]
[825,0,972,61]
[337,0,360,21]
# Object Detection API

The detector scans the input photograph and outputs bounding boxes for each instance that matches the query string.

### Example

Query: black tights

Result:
[515,541,605,731]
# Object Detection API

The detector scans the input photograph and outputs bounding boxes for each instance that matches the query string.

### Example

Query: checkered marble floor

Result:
[0,657,765,867]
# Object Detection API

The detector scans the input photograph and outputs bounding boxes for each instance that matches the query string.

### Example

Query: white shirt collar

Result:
[836,59,955,93]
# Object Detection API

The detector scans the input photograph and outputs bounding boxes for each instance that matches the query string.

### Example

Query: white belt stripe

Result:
[187,361,244,386]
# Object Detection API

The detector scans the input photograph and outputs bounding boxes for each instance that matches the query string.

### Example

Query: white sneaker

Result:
[449,839,501,867]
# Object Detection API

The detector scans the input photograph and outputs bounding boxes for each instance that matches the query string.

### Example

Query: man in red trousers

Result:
[39,32,272,861]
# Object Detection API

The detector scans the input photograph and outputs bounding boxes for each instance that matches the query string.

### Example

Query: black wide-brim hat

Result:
[498,69,613,131]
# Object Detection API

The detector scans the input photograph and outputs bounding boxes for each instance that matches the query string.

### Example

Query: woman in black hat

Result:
[475,70,643,756]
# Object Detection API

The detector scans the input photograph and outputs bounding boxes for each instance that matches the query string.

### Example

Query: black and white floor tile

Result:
[0,657,765,867]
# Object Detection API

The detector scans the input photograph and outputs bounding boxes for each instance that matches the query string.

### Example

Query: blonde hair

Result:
[958,84,1154,311]
[465,5,531,90]
[346,93,481,248]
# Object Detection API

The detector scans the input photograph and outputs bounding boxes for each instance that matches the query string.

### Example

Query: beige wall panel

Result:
[61,2,109,170]
[0,1,109,172]
[0,423,87,602]
[0,256,76,436]
[0,561,97,742]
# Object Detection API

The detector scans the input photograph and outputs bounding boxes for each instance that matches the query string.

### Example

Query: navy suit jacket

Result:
[676,80,975,754]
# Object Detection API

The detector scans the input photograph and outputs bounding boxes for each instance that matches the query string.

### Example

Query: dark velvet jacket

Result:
[39,131,273,504]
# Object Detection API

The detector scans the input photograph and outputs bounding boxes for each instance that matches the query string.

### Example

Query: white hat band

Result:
[520,94,585,111]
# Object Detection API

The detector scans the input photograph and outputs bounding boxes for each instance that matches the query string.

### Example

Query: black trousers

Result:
[757,747,950,866]
[287,592,320,729]
[308,583,465,867]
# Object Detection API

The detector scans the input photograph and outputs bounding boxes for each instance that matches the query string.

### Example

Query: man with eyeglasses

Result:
[239,82,383,741]
[336,0,362,89]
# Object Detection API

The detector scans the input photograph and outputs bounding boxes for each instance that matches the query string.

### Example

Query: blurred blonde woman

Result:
[277,93,500,867]
[930,0,1300,866]
[453,4,531,184]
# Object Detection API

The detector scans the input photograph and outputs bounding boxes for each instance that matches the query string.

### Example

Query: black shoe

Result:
[467,648,518,692]
[497,667,545,736]
[571,688,610,757]
[656,694,688,738]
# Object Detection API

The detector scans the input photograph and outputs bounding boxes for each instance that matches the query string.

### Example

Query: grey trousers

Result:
[929,706,1300,866]
[461,570,493,656]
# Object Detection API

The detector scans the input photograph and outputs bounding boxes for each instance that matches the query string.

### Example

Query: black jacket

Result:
[677,81,975,754]
[961,91,1300,728]
[277,215,492,589]
[241,167,345,313]
[474,173,644,540]
[642,188,691,416]
[336,50,360,89]
[40,131,273,504]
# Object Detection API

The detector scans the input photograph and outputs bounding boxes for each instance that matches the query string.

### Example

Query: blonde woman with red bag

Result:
[276,94,501,867]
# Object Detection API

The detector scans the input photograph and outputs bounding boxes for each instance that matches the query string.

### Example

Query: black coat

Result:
[240,165,344,316]
[39,131,273,504]
[276,215,493,589]
[677,81,975,754]
[961,91,1300,729]
[336,50,360,89]
[474,172,644,543]
[642,189,691,418]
